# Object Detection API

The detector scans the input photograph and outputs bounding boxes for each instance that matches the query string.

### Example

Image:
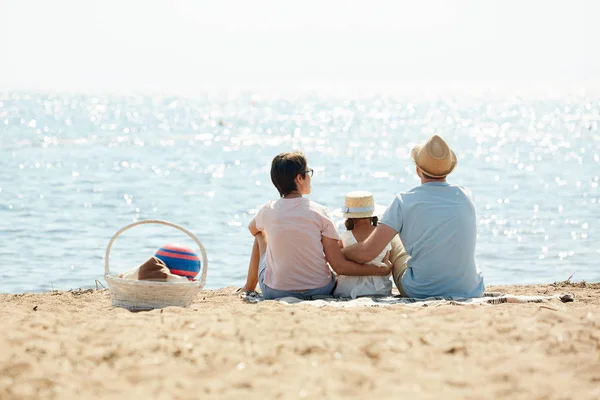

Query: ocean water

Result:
[1,90,599,294]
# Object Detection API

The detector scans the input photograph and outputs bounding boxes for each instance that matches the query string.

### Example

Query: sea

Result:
[1,89,599,293]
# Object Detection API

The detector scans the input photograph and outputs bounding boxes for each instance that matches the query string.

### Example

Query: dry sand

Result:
[1,283,599,400]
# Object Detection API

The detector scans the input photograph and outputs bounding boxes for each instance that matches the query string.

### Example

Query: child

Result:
[333,191,393,298]
[239,152,392,300]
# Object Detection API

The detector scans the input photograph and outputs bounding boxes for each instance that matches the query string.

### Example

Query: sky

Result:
[0,0,598,95]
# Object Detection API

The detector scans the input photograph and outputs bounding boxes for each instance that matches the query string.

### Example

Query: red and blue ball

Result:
[154,243,201,281]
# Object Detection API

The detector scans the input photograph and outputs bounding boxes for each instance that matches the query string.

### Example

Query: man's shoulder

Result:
[401,184,429,196]
[414,183,474,198]
[450,184,475,202]
[394,186,422,203]
[448,183,471,191]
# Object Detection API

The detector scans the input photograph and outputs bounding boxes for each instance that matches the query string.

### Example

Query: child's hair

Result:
[270,151,308,198]
[344,216,378,230]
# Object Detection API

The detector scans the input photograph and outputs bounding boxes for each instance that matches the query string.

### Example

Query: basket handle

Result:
[104,219,208,288]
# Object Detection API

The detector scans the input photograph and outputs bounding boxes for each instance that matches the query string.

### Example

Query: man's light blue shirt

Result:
[380,182,485,298]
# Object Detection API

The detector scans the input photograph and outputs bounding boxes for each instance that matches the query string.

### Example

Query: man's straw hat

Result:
[410,134,457,178]
[334,191,386,219]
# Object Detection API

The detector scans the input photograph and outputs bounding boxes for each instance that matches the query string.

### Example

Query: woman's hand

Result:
[324,237,391,277]
[367,251,392,276]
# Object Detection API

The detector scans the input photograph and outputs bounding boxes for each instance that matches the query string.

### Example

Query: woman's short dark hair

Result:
[344,216,378,230]
[270,151,308,197]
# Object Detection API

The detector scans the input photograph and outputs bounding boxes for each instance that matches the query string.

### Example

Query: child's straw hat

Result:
[334,191,386,218]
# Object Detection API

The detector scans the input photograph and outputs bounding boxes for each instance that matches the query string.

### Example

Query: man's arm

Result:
[322,237,391,276]
[341,223,398,263]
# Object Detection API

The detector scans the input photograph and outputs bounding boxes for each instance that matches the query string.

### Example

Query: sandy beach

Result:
[1,282,599,400]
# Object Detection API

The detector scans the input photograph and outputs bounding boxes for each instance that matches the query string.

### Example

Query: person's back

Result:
[238,151,393,299]
[257,197,335,290]
[334,230,392,298]
[342,135,485,299]
[382,182,484,298]
[332,191,393,299]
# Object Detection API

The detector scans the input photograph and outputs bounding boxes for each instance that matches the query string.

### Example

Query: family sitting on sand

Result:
[239,134,485,300]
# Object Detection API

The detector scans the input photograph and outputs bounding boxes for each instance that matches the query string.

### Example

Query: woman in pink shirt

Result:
[239,151,391,299]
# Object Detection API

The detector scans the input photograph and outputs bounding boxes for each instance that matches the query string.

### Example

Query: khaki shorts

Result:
[393,261,409,297]
[390,235,410,297]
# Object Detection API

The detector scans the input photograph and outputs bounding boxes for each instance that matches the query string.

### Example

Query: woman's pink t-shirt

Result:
[255,197,340,291]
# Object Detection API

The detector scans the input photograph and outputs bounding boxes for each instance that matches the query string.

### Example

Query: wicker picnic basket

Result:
[104,220,208,310]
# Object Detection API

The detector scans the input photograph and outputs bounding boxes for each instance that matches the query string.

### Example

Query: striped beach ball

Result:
[154,243,201,281]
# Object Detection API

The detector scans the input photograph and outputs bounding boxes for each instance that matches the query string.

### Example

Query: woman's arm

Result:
[323,237,391,276]
[248,218,262,236]
[248,218,261,236]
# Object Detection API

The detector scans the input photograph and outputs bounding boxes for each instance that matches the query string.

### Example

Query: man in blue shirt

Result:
[342,135,485,298]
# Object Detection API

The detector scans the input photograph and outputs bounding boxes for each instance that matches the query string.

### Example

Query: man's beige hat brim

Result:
[410,135,457,178]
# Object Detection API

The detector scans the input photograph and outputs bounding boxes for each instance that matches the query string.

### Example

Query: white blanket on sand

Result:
[240,291,574,308]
